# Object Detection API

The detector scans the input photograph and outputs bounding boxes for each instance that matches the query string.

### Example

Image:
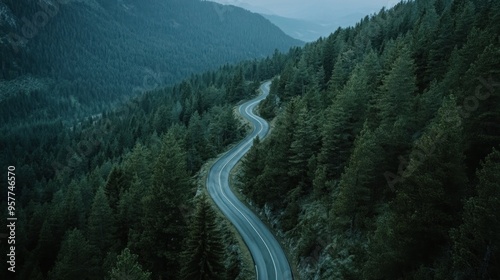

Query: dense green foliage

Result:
[108,248,151,280]
[0,47,289,278]
[0,0,301,124]
[2,0,499,279]
[239,0,500,279]
[180,195,227,280]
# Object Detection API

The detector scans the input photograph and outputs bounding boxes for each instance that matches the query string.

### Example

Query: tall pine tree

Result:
[135,130,193,278]
[180,195,227,280]
[450,148,500,280]
[108,248,151,280]
[365,96,467,279]
[49,229,99,280]
[87,185,116,255]
[331,124,382,233]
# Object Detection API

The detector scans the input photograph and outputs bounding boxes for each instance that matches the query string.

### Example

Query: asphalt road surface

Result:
[206,81,293,280]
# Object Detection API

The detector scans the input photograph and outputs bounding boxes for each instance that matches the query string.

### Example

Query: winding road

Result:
[206,81,293,280]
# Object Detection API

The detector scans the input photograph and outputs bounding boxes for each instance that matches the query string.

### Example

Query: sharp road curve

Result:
[206,81,293,280]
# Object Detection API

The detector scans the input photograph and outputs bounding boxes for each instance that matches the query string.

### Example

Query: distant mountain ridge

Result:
[261,14,336,42]
[0,0,302,121]
[262,13,373,42]
[208,0,381,42]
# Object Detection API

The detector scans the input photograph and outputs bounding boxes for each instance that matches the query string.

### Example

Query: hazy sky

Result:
[211,0,400,22]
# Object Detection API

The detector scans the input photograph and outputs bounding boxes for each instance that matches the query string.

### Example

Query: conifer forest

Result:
[0,0,499,279]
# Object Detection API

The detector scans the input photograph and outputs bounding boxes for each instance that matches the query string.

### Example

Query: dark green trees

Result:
[317,57,378,183]
[365,96,467,279]
[186,111,208,172]
[227,69,246,103]
[8,1,500,279]
[248,99,298,206]
[288,107,318,190]
[108,248,151,280]
[49,229,99,280]
[207,105,241,154]
[181,195,227,280]
[87,186,116,255]
[377,47,416,128]
[136,131,193,278]
[4,24,287,278]
[331,124,381,233]
[104,166,128,210]
[237,2,500,279]
[240,136,266,203]
[451,148,500,280]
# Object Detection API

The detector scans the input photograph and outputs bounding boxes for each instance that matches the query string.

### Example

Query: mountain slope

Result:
[238,0,500,279]
[0,0,302,122]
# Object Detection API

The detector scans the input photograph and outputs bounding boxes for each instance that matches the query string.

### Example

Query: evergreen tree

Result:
[36,191,68,276]
[377,47,417,126]
[181,195,227,280]
[276,63,295,101]
[317,104,353,181]
[285,58,309,97]
[318,61,376,182]
[207,105,240,153]
[413,0,439,90]
[240,137,265,201]
[321,34,338,85]
[256,99,299,205]
[26,203,48,252]
[35,219,58,275]
[461,44,500,173]
[365,96,467,279]
[329,49,356,95]
[104,166,128,210]
[49,229,99,280]
[227,68,245,103]
[331,124,381,233]
[259,92,278,120]
[108,248,151,280]
[153,105,172,132]
[136,130,192,278]
[220,105,240,146]
[62,181,86,230]
[288,107,318,190]
[123,143,152,187]
[227,249,242,280]
[117,175,145,246]
[7,2,500,279]
[375,46,419,186]
[186,111,208,172]
[450,148,500,280]
[87,185,116,255]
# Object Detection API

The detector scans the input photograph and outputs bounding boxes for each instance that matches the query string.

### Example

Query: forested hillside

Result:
[0,5,301,275]
[0,0,301,123]
[0,49,291,279]
[2,0,499,279]
[239,0,500,279]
